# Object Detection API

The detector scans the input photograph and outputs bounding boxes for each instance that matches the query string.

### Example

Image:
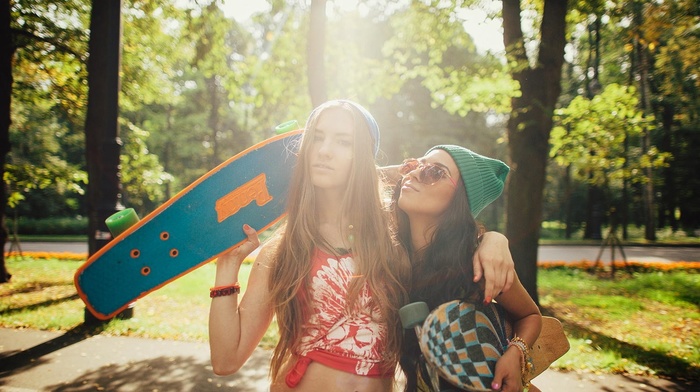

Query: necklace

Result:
[333,224,354,255]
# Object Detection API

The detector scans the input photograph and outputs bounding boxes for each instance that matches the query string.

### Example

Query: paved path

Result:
[6,241,699,263]
[538,245,700,263]
[1,327,697,391]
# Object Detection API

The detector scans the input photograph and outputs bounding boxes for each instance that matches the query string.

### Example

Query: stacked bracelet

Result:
[210,283,240,298]
[508,335,534,388]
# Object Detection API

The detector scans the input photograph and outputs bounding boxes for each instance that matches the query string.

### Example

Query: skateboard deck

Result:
[400,300,569,391]
[75,130,303,320]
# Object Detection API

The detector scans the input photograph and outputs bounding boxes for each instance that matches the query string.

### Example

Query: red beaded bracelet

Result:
[210,283,240,298]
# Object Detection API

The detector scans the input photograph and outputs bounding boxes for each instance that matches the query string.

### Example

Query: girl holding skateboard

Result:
[209,100,515,391]
[393,145,542,392]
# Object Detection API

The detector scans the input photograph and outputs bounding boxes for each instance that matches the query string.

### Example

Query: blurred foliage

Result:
[4,0,700,237]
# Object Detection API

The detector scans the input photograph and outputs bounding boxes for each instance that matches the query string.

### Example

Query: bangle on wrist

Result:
[508,335,534,388]
[210,283,240,298]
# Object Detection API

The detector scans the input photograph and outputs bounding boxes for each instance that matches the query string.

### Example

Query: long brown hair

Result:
[268,100,411,379]
[392,177,483,391]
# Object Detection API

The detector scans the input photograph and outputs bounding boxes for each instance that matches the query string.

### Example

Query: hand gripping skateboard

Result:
[400,300,570,391]
[75,126,302,320]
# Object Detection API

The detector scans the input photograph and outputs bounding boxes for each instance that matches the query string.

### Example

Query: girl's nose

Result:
[317,139,332,156]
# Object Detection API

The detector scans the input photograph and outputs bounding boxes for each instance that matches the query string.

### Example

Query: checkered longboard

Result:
[419,300,509,391]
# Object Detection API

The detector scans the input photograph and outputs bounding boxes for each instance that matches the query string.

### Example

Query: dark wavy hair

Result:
[391,178,483,391]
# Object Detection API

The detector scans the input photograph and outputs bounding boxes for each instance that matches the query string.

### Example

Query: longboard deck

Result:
[75,130,302,320]
[410,300,569,390]
[419,301,507,391]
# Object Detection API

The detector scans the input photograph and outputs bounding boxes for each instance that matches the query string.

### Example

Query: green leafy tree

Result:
[383,1,517,115]
[118,0,199,197]
[1,0,12,281]
[555,1,632,239]
[636,0,700,232]
[3,0,91,281]
[307,0,327,106]
[550,84,668,230]
[119,121,173,216]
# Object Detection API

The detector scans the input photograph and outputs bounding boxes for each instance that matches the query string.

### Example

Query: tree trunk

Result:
[660,104,676,230]
[307,0,327,107]
[564,164,573,239]
[622,130,629,239]
[503,0,568,304]
[207,76,220,167]
[583,14,603,240]
[0,0,13,282]
[84,0,124,256]
[633,3,656,241]
[583,182,604,240]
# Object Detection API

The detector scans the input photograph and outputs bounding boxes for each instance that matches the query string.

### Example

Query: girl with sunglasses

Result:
[209,101,515,391]
[393,146,542,392]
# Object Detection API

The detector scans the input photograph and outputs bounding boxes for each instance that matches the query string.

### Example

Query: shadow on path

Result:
[0,323,102,374]
[42,351,270,392]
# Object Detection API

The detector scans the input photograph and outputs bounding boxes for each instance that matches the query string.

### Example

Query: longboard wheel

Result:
[399,301,429,329]
[275,120,299,134]
[105,208,140,237]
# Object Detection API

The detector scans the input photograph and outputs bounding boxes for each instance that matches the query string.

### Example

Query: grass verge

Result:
[1,254,698,381]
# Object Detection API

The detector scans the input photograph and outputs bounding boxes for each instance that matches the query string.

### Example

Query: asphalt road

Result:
[4,241,699,262]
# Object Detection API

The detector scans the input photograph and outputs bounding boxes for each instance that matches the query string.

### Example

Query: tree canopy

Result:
[3,0,699,289]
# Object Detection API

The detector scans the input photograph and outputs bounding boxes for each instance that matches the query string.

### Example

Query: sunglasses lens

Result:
[400,159,450,186]
[399,159,418,175]
[422,165,444,184]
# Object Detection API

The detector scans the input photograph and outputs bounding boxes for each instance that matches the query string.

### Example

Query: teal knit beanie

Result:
[426,145,509,217]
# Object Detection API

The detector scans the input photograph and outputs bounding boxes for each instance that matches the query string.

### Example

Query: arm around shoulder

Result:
[473,231,515,302]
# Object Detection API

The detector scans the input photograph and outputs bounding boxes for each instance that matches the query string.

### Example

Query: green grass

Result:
[539,269,700,380]
[0,256,280,348]
[1,256,698,381]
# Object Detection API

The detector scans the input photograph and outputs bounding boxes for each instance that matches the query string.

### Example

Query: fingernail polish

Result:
[484,297,491,304]
[492,383,500,390]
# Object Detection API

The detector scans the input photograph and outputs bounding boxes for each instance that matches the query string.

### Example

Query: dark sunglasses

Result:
[399,158,457,187]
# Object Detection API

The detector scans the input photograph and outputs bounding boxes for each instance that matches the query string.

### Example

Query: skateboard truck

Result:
[96,208,141,320]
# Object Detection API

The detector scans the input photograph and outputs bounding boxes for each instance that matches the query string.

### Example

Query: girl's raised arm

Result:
[209,225,276,375]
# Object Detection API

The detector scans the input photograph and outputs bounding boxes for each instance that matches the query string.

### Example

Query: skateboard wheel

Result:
[399,302,429,329]
[275,120,298,134]
[105,208,140,237]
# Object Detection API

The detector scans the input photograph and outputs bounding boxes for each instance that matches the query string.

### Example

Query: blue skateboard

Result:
[75,129,302,320]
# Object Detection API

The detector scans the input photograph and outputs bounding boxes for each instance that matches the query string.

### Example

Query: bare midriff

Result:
[270,355,394,392]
